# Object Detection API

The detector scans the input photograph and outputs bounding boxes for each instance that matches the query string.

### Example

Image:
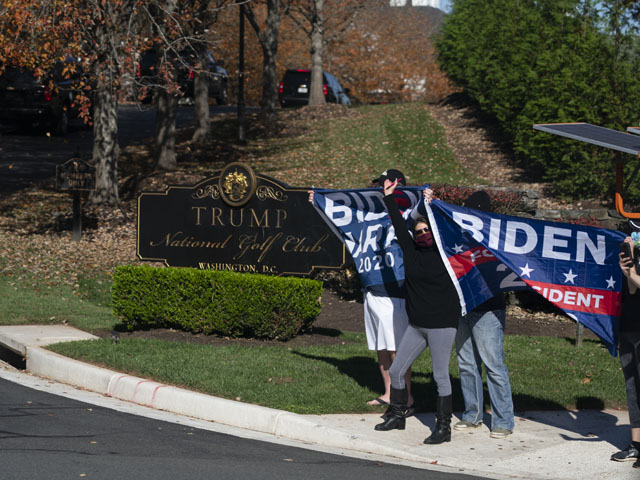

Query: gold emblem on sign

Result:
[217,162,257,207]
[223,170,249,201]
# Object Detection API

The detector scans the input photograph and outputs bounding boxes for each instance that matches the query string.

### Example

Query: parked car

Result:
[0,58,83,135]
[278,69,351,107]
[138,49,228,105]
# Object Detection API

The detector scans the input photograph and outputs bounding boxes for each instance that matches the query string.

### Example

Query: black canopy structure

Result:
[533,122,640,219]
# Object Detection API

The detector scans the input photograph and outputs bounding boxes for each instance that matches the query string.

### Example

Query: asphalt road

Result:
[0,104,242,195]
[0,374,484,480]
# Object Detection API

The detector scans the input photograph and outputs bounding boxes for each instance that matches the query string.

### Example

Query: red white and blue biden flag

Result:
[313,187,626,355]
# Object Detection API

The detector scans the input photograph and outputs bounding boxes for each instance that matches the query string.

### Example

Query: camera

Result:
[620,242,640,274]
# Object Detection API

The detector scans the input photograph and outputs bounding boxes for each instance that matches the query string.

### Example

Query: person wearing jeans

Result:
[455,305,514,438]
[453,190,514,439]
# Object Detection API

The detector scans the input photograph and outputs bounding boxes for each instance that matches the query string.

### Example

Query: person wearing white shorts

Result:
[364,292,409,351]
[363,286,412,407]
[364,168,415,408]
[309,168,414,409]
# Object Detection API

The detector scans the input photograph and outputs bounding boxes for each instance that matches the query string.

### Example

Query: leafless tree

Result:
[138,0,232,169]
[244,0,292,124]
[288,0,367,106]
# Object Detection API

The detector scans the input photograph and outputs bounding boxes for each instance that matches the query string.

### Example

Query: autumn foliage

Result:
[212,3,455,105]
[0,1,455,205]
[1,2,454,108]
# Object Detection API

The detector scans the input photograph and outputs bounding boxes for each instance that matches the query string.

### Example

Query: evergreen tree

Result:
[437,0,640,202]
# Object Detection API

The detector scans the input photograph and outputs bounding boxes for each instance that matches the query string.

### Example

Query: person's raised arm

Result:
[382,179,413,249]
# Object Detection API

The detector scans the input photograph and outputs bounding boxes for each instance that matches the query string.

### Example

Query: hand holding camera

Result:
[620,239,640,275]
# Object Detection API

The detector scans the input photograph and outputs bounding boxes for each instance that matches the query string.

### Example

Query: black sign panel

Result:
[56,158,96,191]
[137,163,346,276]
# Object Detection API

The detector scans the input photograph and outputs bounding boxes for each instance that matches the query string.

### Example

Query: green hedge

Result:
[436,0,640,203]
[111,265,323,340]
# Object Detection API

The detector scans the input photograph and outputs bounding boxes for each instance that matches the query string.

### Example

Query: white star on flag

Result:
[519,263,534,278]
[563,269,577,284]
[452,244,464,254]
[606,276,616,289]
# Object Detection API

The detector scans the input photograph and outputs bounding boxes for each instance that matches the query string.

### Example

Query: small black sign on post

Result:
[56,158,96,241]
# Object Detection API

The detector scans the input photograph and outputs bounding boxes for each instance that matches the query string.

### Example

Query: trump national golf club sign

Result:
[137,162,346,276]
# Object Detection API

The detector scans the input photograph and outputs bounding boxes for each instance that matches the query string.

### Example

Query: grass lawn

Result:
[245,103,481,189]
[48,334,626,414]
[0,270,115,332]
[0,102,628,415]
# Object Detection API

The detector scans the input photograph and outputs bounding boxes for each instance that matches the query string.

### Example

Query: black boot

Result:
[383,400,415,419]
[423,395,452,444]
[375,387,407,431]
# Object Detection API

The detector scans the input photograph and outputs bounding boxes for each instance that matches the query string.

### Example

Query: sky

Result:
[391,0,451,10]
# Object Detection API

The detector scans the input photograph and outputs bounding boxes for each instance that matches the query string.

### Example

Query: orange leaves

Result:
[211,2,455,106]
[0,1,83,73]
[329,5,454,103]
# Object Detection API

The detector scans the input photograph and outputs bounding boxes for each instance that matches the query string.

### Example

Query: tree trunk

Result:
[89,87,120,205]
[154,89,178,170]
[259,0,283,124]
[309,0,326,106]
[191,49,210,144]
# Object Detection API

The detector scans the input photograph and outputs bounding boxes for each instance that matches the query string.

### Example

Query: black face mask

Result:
[415,232,433,248]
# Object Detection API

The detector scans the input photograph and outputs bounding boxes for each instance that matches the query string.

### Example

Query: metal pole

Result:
[237,3,246,145]
[72,191,82,241]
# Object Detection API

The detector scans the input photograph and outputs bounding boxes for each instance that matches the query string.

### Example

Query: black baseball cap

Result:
[629,219,640,232]
[372,169,406,186]
[463,190,491,211]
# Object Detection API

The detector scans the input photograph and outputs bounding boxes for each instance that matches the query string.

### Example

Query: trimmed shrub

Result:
[111,265,323,340]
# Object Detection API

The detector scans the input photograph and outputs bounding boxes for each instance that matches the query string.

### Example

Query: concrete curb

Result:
[27,346,114,393]
[8,326,635,480]
[25,346,430,466]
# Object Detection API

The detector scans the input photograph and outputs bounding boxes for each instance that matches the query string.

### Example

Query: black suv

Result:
[138,49,228,105]
[0,59,83,135]
[278,69,351,107]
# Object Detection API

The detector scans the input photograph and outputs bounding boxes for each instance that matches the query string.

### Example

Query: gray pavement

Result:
[0,325,637,480]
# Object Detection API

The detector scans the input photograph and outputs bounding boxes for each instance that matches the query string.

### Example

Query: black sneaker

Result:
[634,457,640,469]
[610,444,639,462]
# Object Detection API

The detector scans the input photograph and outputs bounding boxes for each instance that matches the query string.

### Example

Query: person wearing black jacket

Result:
[374,179,460,445]
[611,234,640,469]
